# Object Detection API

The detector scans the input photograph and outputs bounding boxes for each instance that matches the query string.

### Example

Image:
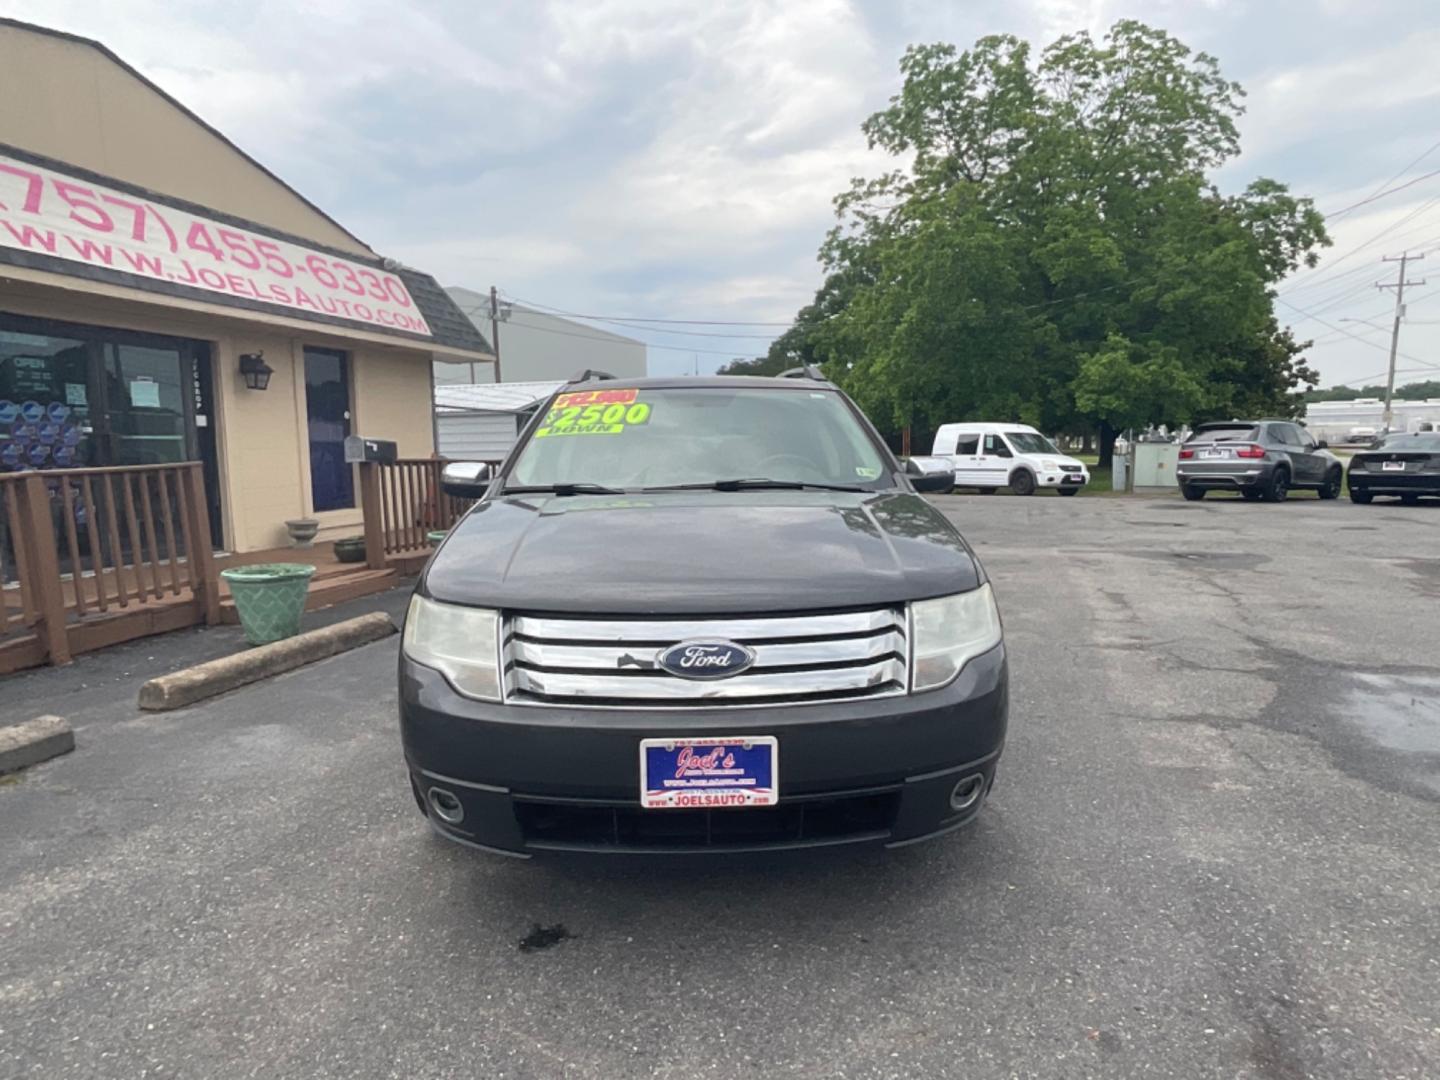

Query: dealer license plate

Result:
[640,736,778,809]
[1383,461,1407,471]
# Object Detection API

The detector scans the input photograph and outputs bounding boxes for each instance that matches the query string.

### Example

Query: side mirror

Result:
[1315,439,1328,450]
[440,461,492,499]
[905,457,955,494]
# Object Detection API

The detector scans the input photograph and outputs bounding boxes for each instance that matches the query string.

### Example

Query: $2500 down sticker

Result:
[536,388,652,437]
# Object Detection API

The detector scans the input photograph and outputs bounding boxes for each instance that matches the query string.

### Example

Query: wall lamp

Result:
[239,351,273,391]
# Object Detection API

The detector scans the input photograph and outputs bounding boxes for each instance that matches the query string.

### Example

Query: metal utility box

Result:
[1133,441,1180,490]
[343,436,398,464]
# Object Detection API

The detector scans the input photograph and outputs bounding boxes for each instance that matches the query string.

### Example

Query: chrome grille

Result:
[503,608,908,707]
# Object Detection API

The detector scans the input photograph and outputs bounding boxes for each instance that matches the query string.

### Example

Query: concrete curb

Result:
[0,715,75,774]
[138,612,397,712]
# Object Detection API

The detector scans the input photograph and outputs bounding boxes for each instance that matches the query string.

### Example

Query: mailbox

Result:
[343,436,398,464]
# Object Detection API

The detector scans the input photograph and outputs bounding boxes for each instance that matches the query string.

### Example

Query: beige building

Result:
[0,18,492,555]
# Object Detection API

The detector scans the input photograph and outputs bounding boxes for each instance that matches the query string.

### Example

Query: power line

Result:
[455,302,757,357]
[1281,194,1440,296]
[1322,137,1440,221]
[1277,296,1440,372]
[504,296,796,327]
[1324,165,1440,220]
[508,309,784,341]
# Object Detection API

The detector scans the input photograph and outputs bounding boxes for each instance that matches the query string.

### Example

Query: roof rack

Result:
[569,368,616,383]
[777,364,828,382]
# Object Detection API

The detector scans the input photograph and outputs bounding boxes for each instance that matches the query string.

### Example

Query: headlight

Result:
[910,584,1003,693]
[1041,459,1058,470]
[403,595,501,701]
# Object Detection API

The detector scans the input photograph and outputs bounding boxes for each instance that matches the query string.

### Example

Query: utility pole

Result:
[1378,252,1425,433]
[489,285,503,384]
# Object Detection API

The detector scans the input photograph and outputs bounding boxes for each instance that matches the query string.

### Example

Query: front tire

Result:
[1009,470,1036,496]
[1349,487,1373,504]
[1318,468,1343,500]
[1181,484,1206,501]
[1262,468,1290,503]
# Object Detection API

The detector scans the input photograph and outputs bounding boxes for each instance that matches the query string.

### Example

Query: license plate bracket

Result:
[640,736,778,809]
[1382,461,1407,472]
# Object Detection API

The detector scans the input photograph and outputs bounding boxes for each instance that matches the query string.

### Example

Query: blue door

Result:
[304,347,353,511]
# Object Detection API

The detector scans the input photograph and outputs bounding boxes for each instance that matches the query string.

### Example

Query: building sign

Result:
[0,152,431,337]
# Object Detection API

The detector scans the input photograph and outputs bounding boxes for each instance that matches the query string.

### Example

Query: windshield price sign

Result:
[536,388,652,437]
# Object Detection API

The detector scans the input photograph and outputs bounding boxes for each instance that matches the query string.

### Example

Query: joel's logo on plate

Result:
[655,640,757,681]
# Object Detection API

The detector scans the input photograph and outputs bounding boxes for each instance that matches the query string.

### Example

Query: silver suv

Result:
[1176,421,1344,502]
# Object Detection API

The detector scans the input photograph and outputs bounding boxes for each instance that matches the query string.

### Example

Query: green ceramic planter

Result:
[221,563,317,645]
[333,536,366,564]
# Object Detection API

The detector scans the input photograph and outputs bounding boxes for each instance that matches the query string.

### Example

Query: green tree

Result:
[715,354,790,377]
[1304,379,1440,403]
[795,20,1329,465]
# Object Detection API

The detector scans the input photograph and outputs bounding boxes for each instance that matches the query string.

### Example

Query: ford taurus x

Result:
[398,370,1006,856]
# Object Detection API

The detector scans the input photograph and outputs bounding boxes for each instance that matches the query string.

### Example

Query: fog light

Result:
[949,774,986,812]
[427,787,465,824]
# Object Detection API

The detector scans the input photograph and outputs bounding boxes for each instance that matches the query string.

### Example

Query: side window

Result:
[1295,426,1317,449]
[955,434,980,455]
[1280,424,1305,447]
[1265,424,1292,446]
[985,434,1013,458]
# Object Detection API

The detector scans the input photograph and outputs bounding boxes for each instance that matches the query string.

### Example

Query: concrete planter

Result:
[220,563,317,645]
[285,518,320,548]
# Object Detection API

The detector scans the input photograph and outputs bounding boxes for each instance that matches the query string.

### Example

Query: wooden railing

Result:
[0,462,218,673]
[359,458,478,566]
[1,474,45,657]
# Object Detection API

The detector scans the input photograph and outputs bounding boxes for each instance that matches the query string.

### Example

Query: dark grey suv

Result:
[1176,420,1344,502]
[400,371,1006,856]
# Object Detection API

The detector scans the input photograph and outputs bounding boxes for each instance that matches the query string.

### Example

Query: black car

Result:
[1347,431,1440,504]
[398,370,1007,856]
[1175,420,1344,502]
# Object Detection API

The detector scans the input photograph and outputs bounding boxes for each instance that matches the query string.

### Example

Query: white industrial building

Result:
[1303,399,1440,442]
[434,287,648,386]
[434,381,563,463]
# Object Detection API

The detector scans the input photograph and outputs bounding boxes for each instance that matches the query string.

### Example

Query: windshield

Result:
[1191,426,1260,444]
[1372,433,1440,451]
[506,386,892,491]
[1005,432,1060,454]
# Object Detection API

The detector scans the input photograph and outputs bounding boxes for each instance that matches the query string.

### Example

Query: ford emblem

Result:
[656,640,757,681]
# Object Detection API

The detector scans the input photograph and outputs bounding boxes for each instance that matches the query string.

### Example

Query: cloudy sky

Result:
[6,0,1440,387]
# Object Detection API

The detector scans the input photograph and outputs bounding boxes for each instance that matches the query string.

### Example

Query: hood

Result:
[423,491,982,615]
[1017,448,1084,467]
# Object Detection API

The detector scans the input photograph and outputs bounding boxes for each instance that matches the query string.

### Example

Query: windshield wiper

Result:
[645,478,871,493]
[502,483,625,496]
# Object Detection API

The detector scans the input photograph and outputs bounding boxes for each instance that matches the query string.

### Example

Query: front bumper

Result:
[1176,461,1273,489]
[1039,471,1088,488]
[399,642,1008,856]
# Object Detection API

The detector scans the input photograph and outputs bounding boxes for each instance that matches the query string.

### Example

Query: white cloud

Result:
[3,0,1439,380]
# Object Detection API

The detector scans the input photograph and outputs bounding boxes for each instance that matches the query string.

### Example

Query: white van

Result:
[931,423,1090,495]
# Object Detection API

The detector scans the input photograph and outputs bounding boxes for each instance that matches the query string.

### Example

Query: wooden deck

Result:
[2,459,454,676]
[2,539,424,672]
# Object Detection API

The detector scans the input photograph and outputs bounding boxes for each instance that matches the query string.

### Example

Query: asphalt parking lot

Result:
[3,494,1439,1079]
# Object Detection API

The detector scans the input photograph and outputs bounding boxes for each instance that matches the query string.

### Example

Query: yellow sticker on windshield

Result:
[535,390,652,438]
